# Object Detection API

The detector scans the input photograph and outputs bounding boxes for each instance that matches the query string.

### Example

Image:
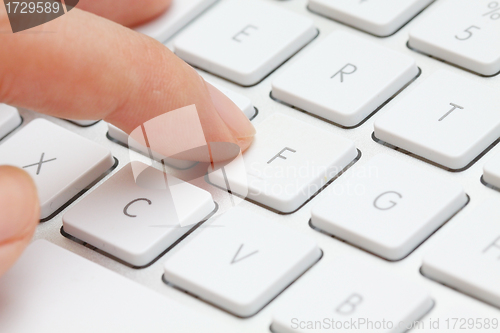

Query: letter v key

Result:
[231,244,258,264]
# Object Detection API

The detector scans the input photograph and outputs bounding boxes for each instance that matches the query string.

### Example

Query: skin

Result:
[0,0,256,277]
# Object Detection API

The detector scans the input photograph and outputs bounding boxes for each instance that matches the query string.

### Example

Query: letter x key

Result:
[22,152,57,175]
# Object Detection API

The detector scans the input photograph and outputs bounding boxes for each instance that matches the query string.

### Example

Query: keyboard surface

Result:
[1,0,500,332]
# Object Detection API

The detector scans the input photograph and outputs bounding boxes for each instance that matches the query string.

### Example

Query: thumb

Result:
[0,166,39,277]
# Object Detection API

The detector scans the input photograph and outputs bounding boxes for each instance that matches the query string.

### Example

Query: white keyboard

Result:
[1,0,500,332]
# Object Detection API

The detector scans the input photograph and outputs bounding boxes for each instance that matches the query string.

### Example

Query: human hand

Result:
[0,0,256,277]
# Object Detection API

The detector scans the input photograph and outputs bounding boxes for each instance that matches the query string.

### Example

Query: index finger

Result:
[0,7,255,160]
[74,0,171,27]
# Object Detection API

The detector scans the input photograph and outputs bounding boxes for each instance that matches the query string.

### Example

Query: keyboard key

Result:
[107,124,197,170]
[409,0,500,76]
[0,119,114,220]
[309,0,433,37]
[63,162,215,267]
[174,0,317,86]
[208,114,358,213]
[163,207,321,317]
[0,104,22,140]
[135,0,218,43]
[483,151,500,188]
[0,240,229,332]
[271,256,433,333]
[272,31,418,127]
[311,154,467,260]
[374,70,500,170]
[422,199,500,308]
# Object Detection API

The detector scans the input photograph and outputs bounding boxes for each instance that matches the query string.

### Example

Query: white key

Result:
[311,154,467,260]
[409,0,500,76]
[272,31,418,127]
[135,0,218,43]
[107,124,197,170]
[63,162,215,267]
[271,256,433,333]
[208,81,256,119]
[374,70,500,170]
[422,199,500,308]
[0,119,114,220]
[309,0,433,37]
[0,240,229,333]
[0,104,22,140]
[483,151,500,188]
[163,207,321,317]
[174,0,317,86]
[208,114,358,213]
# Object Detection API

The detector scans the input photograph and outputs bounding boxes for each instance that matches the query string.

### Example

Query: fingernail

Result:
[205,82,256,143]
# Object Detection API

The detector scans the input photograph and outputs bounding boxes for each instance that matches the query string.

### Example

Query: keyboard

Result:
[1,0,500,332]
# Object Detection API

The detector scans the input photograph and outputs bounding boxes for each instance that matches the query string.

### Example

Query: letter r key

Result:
[331,63,357,82]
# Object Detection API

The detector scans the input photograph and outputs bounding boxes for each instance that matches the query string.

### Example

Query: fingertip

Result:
[205,82,256,152]
[77,0,172,27]
[0,166,39,277]
[236,136,254,153]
